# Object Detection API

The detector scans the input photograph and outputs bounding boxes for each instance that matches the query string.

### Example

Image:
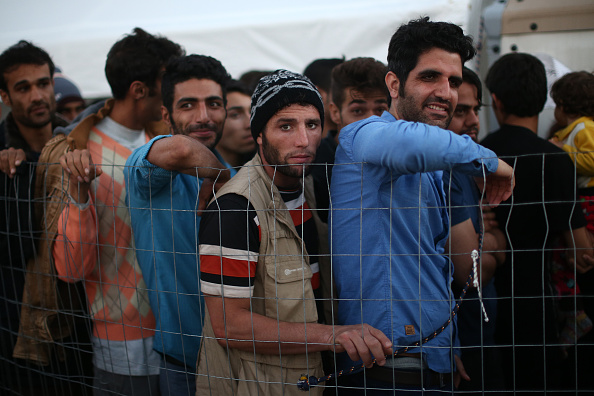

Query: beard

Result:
[17,100,54,128]
[261,133,314,179]
[170,119,222,149]
[397,84,453,129]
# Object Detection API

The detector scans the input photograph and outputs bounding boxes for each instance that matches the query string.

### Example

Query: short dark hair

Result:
[226,79,251,97]
[462,67,482,106]
[486,52,547,117]
[161,54,231,114]
[303,58,345,92]
[0,40,55,92]
[551,71,594,118]
[387,17,475,88]
[330,57,388,109]
[105,27,183,100]
[238,70,272,95]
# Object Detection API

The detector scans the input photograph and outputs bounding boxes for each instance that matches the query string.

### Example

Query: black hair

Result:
[486,52,547,117]
[303,58,345,92]
[105,27,184,100]
[551,71,594,118]
[330,57,388,110]
[0,40,55,92]
[462,67,482,105]
[161,54,231,114]
[387,17,475,89]
[226,79,251,97]
[239,70,272,95]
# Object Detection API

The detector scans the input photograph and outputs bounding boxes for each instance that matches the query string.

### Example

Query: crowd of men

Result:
[1,16,593,396]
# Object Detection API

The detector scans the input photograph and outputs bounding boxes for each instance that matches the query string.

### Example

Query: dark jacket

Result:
[1,114,68,365]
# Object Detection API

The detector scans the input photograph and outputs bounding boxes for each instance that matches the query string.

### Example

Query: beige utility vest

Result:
[196,154,325,396]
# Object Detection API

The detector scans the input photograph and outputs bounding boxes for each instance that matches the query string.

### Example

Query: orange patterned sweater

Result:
[53,127,155,341]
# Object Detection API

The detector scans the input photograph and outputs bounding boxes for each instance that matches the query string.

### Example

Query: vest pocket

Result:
[262,255,318,324]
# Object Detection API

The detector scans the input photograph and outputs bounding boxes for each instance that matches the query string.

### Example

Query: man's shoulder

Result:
[340,112,394,139]
[482,125,556,154]
[205,192,252,215]
[53,99,108,137]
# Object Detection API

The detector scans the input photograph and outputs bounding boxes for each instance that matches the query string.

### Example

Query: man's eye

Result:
[228,112,240,119]
[450,79,462,89]
[210,101,223,108]
[352,108,363,115]
[180,103,192,109]
[454,108,466,116]
[374,107,386,116]
[280,124,291,131]
[307,122,319,129]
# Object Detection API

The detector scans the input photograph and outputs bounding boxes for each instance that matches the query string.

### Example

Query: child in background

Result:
[549,71,594,353]
[550,71,594,192]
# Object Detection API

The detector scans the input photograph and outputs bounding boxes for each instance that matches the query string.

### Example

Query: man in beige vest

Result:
[196,70,392,395]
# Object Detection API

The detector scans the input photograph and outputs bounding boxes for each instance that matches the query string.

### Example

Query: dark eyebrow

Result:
[176,95,224,106]
[455,104,472,111]
[276,117,298,124]
[347,99,367,106]
[227,105,244,112]
[417,69,441,78]
[176,97,198,106]
[13,76,51,89]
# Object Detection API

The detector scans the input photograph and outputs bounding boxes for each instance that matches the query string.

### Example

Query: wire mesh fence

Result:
[1,154,594,395]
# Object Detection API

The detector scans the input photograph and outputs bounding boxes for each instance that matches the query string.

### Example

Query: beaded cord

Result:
[297,218,487,391]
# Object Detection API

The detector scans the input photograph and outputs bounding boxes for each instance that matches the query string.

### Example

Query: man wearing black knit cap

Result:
[196,70,392,395]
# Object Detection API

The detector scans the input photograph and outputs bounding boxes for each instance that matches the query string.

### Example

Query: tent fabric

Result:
[0,0,470,99]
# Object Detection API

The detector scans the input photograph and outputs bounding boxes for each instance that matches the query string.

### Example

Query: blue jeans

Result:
[159,357,196,396]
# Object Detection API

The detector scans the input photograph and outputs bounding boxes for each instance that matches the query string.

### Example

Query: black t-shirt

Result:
[199,189,320,298]
[481,124,586,342]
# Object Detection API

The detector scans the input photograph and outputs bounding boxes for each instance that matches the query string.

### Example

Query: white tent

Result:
[0,0,473,98]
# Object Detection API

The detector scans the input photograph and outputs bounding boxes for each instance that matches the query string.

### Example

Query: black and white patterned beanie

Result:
[250,69,324,141]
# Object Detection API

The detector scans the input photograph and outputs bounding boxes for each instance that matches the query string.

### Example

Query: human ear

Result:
[385,72,400,100]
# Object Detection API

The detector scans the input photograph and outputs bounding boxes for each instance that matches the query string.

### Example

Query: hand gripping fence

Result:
[297,229,489,391]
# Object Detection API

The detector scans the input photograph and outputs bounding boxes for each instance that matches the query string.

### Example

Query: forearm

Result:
[485,228,506,266]
[353,121,497,175]
[212,303,332,355]
[146,135,230,180]
[53,202,98,282]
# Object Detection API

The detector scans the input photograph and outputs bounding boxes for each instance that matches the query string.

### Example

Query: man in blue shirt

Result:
[125,55,234,396]
[330,17,514,394]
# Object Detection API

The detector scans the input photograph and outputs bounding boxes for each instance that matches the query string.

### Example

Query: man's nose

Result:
[30,85,44,102]
[195,102,210,123]
[295,125,310,147]
[435,79,454,101]
[467,109,480,128]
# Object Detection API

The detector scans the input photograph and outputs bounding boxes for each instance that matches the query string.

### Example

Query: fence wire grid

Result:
[2,152,594,395]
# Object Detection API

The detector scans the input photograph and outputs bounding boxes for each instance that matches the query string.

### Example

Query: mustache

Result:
[186,123,218,133]
[27,100,50,112]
